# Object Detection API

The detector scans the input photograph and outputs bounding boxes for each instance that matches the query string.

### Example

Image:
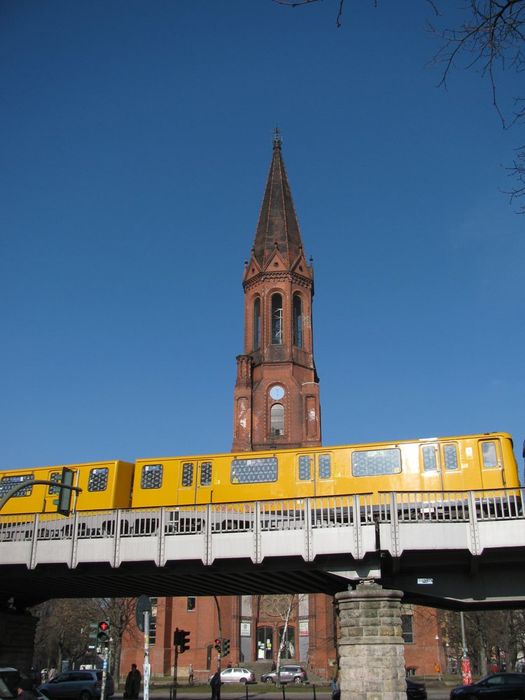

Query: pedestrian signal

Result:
[222,638,230,656]
[97,620,110,644]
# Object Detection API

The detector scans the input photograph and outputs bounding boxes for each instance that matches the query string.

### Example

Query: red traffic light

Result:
[99,621,110,632]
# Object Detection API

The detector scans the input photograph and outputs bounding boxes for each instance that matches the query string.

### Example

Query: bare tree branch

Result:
[272,0,525,209]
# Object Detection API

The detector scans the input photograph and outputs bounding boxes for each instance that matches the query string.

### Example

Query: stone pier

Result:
[335,582,406,700]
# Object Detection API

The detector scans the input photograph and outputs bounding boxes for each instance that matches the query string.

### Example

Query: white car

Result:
[211,668,256,684]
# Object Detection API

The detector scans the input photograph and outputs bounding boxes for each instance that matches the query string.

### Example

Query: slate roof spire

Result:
[251,130,304,269]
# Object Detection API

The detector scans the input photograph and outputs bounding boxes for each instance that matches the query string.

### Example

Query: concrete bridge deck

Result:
[0,488,523,608]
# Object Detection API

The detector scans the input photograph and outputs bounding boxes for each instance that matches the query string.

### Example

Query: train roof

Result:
[135,431,514,463]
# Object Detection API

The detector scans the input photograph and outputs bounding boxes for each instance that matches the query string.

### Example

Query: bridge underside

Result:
[2,548,525,611]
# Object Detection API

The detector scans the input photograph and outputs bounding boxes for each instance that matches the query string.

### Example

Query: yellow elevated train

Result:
[0,432,520,516]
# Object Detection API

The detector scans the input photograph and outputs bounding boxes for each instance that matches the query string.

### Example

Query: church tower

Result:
[232,131,321,452]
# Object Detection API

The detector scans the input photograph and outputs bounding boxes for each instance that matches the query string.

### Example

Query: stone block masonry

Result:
[335,582,406,700]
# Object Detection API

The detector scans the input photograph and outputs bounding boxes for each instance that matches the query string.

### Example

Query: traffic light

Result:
[97,620,110,645]
[180,630,190,653]
[174,628,183,647]
[214,638,222,653]
[174,628,190,653]
[222,638,230,657]
[57,467,74,516]
[88,622,98,650]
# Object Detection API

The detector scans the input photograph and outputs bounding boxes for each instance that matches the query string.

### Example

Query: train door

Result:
[420,443,445,491]
[297,454,316,497]
[297,453,333,498]
[43,469,63,513]
[479,438,505,490]
[439,441,467,491]
[195,460,213,503]
[317,453,333,494]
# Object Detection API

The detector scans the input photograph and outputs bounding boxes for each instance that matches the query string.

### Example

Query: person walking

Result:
[210,671,221,700]
[124,664,141,700]
[16,679,36,700]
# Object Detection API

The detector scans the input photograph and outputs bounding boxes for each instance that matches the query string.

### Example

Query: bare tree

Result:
[97,598,138,684]
[439,609,525,674]
[33,599,102,671]
[32,597,139,683]
[260,594,304,668]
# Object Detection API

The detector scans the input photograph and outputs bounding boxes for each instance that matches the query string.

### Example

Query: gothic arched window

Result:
[253,297,261,350]
[293,293,303,348]
[271,293,283,345]
[270,403,284,436]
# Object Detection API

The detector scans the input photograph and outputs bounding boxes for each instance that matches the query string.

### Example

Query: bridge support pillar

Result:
[335,581,405,700]
[0,609,38,674]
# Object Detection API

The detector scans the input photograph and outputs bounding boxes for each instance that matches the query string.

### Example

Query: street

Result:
[133,683,453,700]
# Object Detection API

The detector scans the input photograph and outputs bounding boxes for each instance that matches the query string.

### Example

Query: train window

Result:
[182,463,194,487]
[351,448,401,476]
[422,445,438,472]
[88,467,109,492]
[319,454,331,479]
[481,441,499,468]
[299,456,312,480]
[200,462,212,486]
[230,457,278,483]
[141,464,163,489]
[0,474,33,498]
[48,471,61,494]
[443,444,459,470]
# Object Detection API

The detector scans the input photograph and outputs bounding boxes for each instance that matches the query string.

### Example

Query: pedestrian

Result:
[210,671,221,700]
[188,664,194,686]
[16,678,36,700]
[124,664,141,700]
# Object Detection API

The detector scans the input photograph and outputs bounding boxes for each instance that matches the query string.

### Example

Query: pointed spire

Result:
[252,131,304,268]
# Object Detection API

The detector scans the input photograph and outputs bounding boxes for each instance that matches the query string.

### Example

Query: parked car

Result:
[212,668,255,684]
[450,672,525,699]
[0,668,20,698]
[0,667,48,700]
[39,670,114,700]
[407,678,427,700]
[261,665,308,685]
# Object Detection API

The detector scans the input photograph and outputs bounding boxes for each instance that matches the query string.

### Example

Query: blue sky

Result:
[1,1,524,473]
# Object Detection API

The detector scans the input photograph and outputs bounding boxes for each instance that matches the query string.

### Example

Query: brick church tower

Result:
[232,130,321,452]
[232,133,334,676]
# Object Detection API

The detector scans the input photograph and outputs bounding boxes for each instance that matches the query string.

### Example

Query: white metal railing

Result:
[376,488,524,523]
[0,489,523,567]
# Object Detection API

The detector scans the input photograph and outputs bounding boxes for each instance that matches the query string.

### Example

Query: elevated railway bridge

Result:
[1,487,524,609]
[2,487,524,699]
